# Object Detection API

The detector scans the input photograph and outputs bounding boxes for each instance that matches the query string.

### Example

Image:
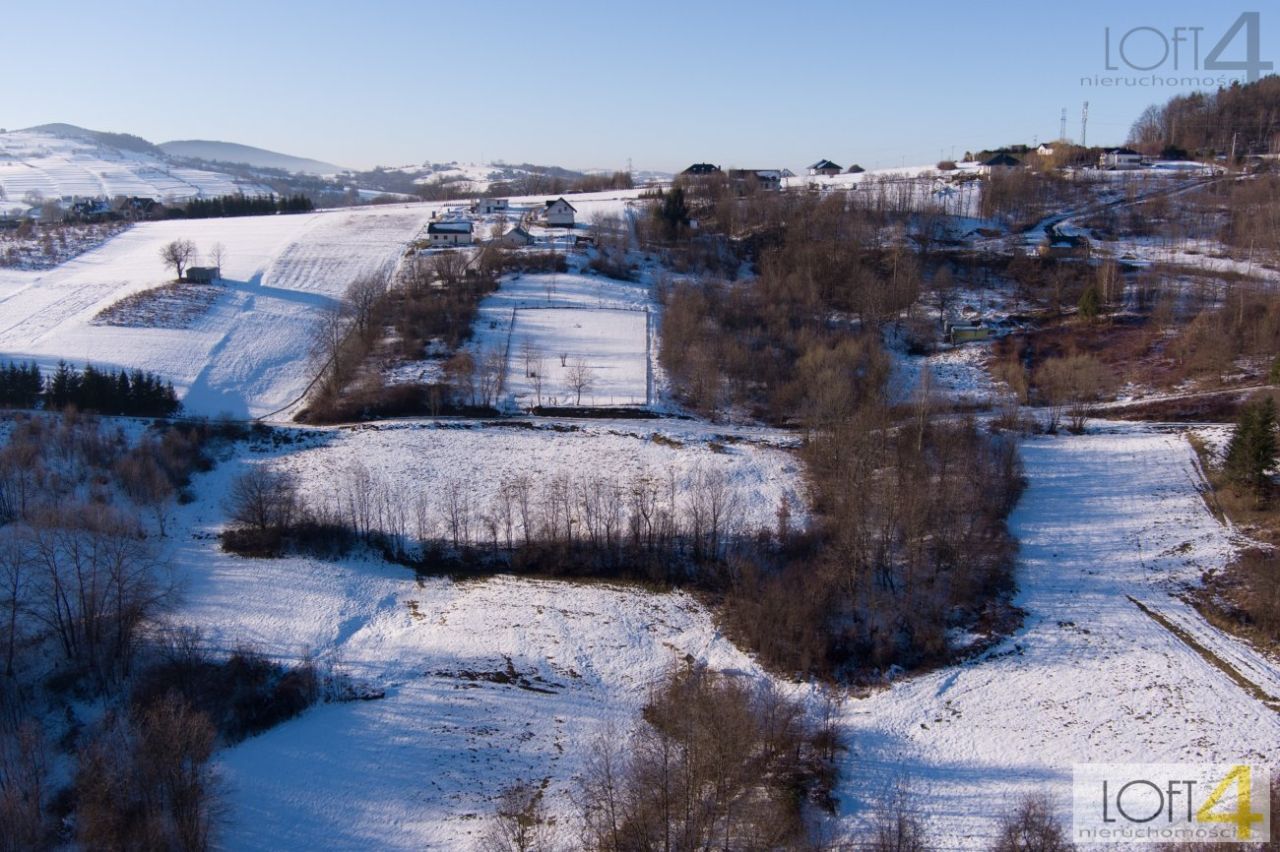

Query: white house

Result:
[1099,148,1143,170]
[543,197,576,228]
[1036,143,1056,156]
[427,220,473,246]
[473,198,509,215]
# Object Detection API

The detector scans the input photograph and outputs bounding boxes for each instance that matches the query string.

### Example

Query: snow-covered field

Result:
[841,426,1280,846]
[469,270,655,410]
[505,308,648,407]
[159,415,1279,849]
[157,414,803,849]
[0,128,265,203]
[0,204,437,417]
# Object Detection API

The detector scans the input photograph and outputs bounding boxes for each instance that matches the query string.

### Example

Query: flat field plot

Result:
[506,307,648,407]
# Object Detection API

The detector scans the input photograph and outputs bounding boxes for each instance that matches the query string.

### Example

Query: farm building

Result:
[428,220,474,246]
[186,266,221,283]
[543,197,576,228]
[808,159,842,176]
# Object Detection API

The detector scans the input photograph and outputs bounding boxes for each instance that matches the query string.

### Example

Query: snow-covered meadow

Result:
[468,270,655,410]
[0,204,437,417]
[157,414,804,849]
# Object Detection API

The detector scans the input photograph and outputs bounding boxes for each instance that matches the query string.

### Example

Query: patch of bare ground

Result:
[93,280,223,329]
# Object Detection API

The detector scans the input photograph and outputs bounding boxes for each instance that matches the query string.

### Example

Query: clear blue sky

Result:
[4,0,1273,172]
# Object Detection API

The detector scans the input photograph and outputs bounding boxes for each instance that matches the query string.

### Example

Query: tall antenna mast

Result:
[1081,101,1090,147]
[1060,108,1068,142]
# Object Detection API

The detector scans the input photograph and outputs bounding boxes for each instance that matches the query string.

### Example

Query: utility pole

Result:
[1230,132,1239,166]
[1081,101,1089,148]
[1060,108,1068,142]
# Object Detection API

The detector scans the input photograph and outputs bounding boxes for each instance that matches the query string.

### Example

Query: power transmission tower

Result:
[1081,101,1089,148]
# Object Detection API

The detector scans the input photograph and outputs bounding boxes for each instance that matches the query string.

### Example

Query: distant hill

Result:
[0,126,270,203]
[23,122,161,155]
[159,140,344,176]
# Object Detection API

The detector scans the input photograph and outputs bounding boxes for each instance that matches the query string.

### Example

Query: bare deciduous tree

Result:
[208,242,226,276]
[992,794,1072,852]
[226,467,299,533]
[566,358,595,405]
[159,239,197,281]
[480,780,552,852]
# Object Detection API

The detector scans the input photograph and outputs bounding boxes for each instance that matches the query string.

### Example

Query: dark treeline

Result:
[1129,74,1280,158]
[654,190,1024,678]
[169,193,314,219]
[298,249,570,423]
[0,360,180,417]
[221,458,751,585]
[660,194,916,421]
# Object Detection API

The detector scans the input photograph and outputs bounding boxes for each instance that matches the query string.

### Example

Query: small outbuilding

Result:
[186,266,221,283]
[492,225,534,247]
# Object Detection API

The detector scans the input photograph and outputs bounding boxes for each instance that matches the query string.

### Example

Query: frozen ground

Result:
[840,426,1280,846]
[0,204,437,417]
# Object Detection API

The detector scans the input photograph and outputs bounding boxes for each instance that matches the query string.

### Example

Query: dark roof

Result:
[1104,147,1141,155]
[545,197,577,211]
[681,163,721,175]
[428,220,472,234]
[983,153,1021,167]
[845,164,865,174]
[809,159,841,170]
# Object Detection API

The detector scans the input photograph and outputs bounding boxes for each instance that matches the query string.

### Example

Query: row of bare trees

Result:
[227,458,751,576]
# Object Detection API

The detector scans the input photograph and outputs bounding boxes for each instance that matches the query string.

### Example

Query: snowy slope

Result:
[840,427,1280,846]
[158,418,803,850]
[161,418,1280,849]
[0,128,267,201]
[0,204,437,417]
